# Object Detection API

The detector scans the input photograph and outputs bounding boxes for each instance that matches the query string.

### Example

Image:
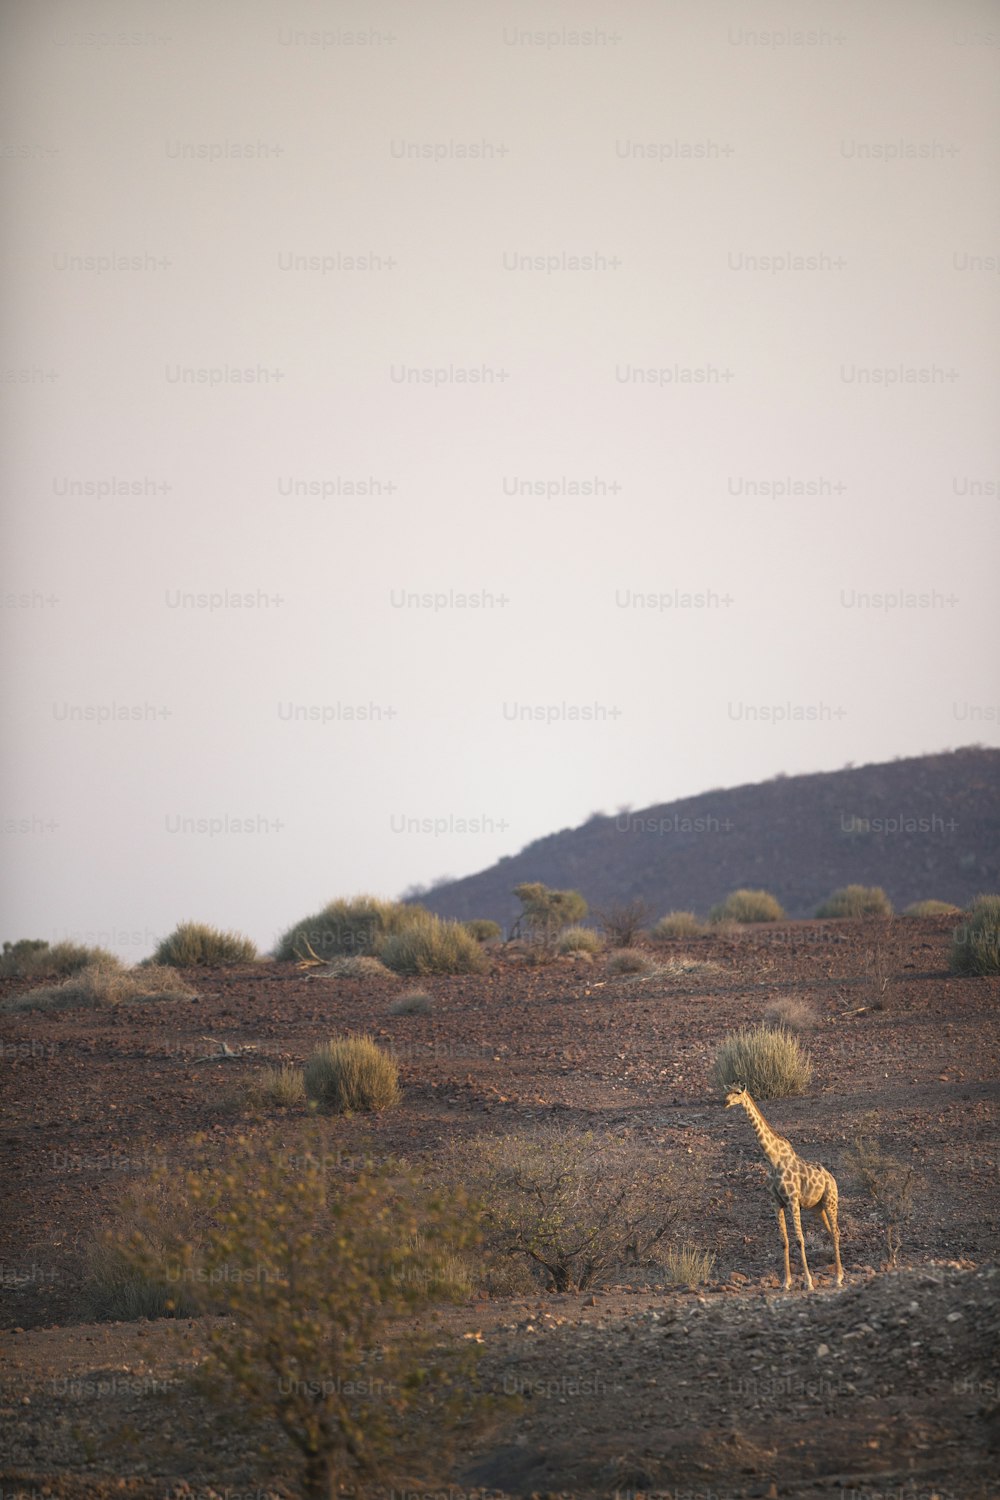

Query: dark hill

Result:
[419,747,1000,929]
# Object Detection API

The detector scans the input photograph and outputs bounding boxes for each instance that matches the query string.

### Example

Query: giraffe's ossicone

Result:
[725,1084,844,1291]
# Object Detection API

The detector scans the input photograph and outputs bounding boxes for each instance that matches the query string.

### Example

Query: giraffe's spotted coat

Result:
[725,1084,844,1292]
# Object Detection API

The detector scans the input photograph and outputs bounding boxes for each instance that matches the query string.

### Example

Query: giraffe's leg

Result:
[789,1199,813,1290]
[826,1183,844,1286]
[775,1205,792,1290]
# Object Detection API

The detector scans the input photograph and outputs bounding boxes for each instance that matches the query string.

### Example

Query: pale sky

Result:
[2,0,998,958]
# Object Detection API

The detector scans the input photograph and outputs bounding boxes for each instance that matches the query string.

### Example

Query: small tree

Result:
[453,1126,683,1292]
[111,1125,486,1497]
[512,882,588,955]
[595,898,650,948]
[845,1119,917,1269]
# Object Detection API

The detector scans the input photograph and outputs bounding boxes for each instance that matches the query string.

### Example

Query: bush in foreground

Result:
[713,1022,812,1099]
[153,921,258,967]
[304,1034,401,1113]
[950,894,1000,976]
[816,885,893,919]
[7,960,196,1012]
[451,1126,683,1293]
[90,1124,487,1497]
[0,939,121,979]
[377,911,487,975]
[709,889,785,924]
[651,911,704,941]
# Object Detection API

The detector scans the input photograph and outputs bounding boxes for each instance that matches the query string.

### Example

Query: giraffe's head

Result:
[724,1084,750,1109]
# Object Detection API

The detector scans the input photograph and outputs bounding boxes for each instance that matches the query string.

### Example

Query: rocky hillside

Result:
[420,746,1000,929]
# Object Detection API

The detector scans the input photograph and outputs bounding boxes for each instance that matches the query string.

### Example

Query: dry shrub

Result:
[660,1243,716,1287]
[713,1023,812,1098]
[7,960,195,1012]
[389,989,433,1015]
[903,900,961,917]
[845,1118,918,1268]
[243,1064,306,1109]
[709,889,785,924]
[607,949,654,976]
[651,912,704,941]
[274,894,426,963]
[451,1125,684,1293]
[595,899,650,948]
[304,1034,401,1113]
[310,954,394,980]
[463,919,502,942]
[950,894,1000,976]
[762,994,819,1033]
[558,925,602,955]
[377,911,487,975]
[153,921,258,966]
[817,885,893,919]
[0,939,121,979]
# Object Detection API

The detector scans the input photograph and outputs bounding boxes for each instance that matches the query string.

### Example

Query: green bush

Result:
[557,925,602,955]
[513,882,588,952]
[651,911,704,941]
[153,921,258,966]
[0,939,121,979]
[816,885,893,919]
[903,899,961,917]
[709,889,785,924]
[463,919,502,942]
[713,1023,812,1098]
[304,1034,401,1113]
[6,960,196,1012]
[274,894,427,963]
[377,911,488,975]
[950,894,1000,976]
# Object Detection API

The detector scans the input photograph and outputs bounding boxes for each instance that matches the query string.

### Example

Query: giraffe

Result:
[725,1085,843,1291]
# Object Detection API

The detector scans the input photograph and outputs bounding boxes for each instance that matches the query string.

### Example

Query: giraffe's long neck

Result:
[740,1096,786,1169]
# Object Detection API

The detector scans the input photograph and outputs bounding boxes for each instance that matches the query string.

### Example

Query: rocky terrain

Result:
[1,913,998,1496]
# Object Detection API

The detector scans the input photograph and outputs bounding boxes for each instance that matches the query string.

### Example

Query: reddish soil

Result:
[1,916,998,1498]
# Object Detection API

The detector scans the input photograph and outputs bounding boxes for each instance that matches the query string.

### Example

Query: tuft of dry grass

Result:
[389,990,433,1015]
[304,1034,401,1113]
[6,960,196,1012]
[651,911,704,941]
[153,921,258,966]
[660,1242,717,1287]
[817,885,893,919]
[762,994,819,1033]
[310,955,394,980]
[714,1023,812,1098]
[243,1065,307,1109]
[950,894,1000,976]
[606,949,655,976]
[557,925,602,955]
[378,912,488,975]
[709,889,785,924]
[902,899,961,917]
[0,939,122,979]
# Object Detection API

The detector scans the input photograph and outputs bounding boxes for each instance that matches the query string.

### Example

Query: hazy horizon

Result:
[2,0,998,958]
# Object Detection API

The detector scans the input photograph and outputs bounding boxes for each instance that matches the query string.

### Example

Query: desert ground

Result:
[1,914,998,1498]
